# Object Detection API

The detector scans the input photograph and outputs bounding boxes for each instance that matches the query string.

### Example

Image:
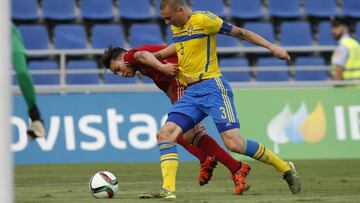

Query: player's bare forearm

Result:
[134,51,167,71]
[230,27,271,49]
[229,26,291,63]
[154,44,177,60]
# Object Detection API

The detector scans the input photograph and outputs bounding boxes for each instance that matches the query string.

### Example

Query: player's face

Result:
[160,5,184,27]
[110,58,136,78]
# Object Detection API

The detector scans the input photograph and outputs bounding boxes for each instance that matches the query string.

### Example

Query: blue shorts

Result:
[170,76,240,129]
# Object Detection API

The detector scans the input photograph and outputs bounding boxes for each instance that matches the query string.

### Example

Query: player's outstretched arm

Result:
[229,26,291,63]
[133,50,179,76]
[154,44,177,60]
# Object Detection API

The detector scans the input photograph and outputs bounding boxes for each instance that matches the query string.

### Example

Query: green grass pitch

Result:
[15,160,360,203]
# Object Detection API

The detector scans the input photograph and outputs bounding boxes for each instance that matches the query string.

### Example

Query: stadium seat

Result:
[103,73,137,84]
[191,0,226,18]
[43,0,76,21]
[129,23,164,48]
[318,21,337,45]
[217,34,239,47]
[54,24,87,49]
[66,60,99,84]
[243,22,276,46]
[268,0,301,18]
[256,57,289,81]
[280,22,313,46]
[18,25,49,50]
[230,0,264,20]
[342,0,360,18]
[11,0,38,21]
[81,0,114,20]
[219,58,251,82]
[304,0,337,18]
[295,56,328,81]
[92,24,125,49]
[119,0,152,20]
[28,60,60,85]
[356,22,360,41]
[166,26,173,44]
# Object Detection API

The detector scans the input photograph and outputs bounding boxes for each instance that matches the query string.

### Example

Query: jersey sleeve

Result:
[201,12,223,35]
[331,45,349,67]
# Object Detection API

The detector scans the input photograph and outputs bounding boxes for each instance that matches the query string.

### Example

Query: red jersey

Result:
[123,45,185,102]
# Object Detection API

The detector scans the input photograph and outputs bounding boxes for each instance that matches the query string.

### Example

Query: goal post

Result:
[0,0,13,202]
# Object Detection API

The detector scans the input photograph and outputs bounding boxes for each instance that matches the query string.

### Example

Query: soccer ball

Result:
[89,171,118,198]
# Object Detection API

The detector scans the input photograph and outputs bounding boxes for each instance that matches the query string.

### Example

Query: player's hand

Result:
[268,44,291,64]
[196,123,207,136]
[160,62,179,77]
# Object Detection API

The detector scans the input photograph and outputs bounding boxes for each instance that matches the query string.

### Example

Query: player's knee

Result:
[225,142,242,153]
[156,123,180,143]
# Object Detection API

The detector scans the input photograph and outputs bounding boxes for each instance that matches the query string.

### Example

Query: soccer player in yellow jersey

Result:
[139,0,301,199]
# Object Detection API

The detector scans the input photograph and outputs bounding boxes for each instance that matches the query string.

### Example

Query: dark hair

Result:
[330,17,348,27]
[99,45,127,71]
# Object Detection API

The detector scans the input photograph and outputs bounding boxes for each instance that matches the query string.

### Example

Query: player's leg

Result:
[13,52,46,139]
[211,77,301,194]
[139,95,205,199]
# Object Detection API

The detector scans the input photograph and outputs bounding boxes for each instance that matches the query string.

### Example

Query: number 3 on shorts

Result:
[219,106,227,119]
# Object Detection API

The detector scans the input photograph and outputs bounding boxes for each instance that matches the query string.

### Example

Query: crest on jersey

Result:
[187,25,194,36]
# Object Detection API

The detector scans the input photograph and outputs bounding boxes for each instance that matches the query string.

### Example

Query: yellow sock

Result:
[159,142,178,192]
[253,144,290,173]
[161,159,178,191]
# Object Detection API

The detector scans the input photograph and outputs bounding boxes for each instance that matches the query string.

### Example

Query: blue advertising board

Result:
[13,92,220,164]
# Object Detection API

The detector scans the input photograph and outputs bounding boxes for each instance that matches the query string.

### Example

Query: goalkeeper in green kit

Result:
[12,24,46,139]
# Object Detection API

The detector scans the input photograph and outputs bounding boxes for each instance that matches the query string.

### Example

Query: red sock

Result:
[195,134,241,174]
[176,135,207,163]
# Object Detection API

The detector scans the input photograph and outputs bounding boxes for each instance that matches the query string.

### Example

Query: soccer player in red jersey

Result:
[100,44,248,192]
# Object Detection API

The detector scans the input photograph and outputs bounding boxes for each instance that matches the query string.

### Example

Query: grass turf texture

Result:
[16,160,360,203]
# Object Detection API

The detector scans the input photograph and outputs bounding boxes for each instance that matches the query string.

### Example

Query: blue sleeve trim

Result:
[219,21,233,35]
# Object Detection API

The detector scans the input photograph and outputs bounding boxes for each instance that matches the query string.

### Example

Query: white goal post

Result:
[0,0,13,202]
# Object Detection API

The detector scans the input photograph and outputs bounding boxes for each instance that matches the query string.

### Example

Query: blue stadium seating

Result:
[12,0,38,21]
[92,24,125,49]
[268,0,301,18]
[66,60,99,84]
[43,0,76,21]
[104,73,137,84]
[230,0,264,20]
[129,23,164,48]
[356,22,360,41]
[166,26,173,44]
[191,0,226,18]
[81,0,114,20]
[219,58,251,82]
[28,60,60,85]
[18,25,49,50]
[295,57,328,81]
[256,57,289,81]
[154,0,162,18]
[54,25,87,49]
[280,22,313,46]
[342,0,360,18]
[119,0,152,20]
[304,0,337,18]
[318,21,337,45]
[243,22,276,46]
[217,34,239,47]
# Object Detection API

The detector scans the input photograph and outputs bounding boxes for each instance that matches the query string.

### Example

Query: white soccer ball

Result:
[89,171,119,198]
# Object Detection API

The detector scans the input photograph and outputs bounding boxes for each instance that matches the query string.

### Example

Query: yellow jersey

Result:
[171,11,224,86]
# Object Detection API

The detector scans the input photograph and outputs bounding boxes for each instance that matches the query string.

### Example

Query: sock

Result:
[159,142,178,192]
[13,52,37,111]
[244,139,290,173]
[195,134,241,174]
[177,135,207,163]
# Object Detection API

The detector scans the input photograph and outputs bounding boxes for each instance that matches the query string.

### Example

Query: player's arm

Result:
[334,65,344,80]
[331,45,348,80]
[153,44,177,60]
[133,50,179,76]
[228,26,290,63]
